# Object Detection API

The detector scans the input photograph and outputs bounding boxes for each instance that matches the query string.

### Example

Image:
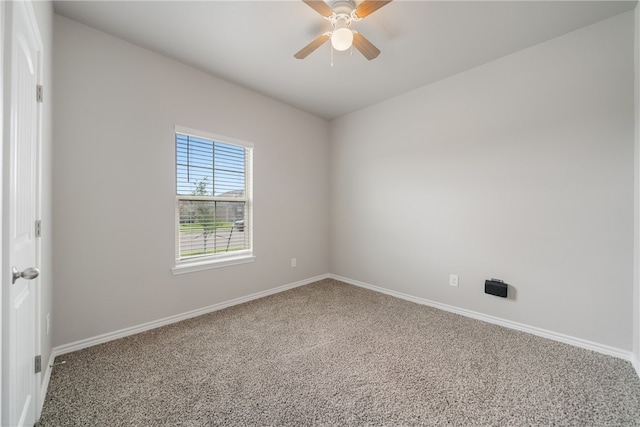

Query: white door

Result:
[3,1,42,426]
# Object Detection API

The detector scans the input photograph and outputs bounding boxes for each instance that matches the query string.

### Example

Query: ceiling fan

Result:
[294,0,393,61]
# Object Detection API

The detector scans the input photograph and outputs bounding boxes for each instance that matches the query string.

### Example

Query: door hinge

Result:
[36,85,43,103]
[35,220,41,238]
[35,355,41,374]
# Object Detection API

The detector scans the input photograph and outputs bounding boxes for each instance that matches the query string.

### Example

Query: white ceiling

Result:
[53,0,637,120]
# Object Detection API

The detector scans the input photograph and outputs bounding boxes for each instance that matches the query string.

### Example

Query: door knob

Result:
[12,266,40,284]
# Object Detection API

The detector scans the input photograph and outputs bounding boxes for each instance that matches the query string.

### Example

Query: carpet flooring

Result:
[37,279,640,426]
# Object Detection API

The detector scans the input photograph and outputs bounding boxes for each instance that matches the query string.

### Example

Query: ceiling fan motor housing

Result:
[330,0,358,22]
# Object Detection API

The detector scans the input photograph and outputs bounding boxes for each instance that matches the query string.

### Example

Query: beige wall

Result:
[53,15,330,346]
[330,12,635,350]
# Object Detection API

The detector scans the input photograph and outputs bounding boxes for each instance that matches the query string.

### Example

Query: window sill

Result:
[171,254,256,275]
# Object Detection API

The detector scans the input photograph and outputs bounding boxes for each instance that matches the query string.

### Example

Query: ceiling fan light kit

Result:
[295,0,392,61]
[331,27,353,51]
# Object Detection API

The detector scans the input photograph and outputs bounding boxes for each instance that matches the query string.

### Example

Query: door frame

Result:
[1,0,44,424]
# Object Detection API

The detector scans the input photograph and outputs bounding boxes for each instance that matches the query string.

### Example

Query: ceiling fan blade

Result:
[352,32,380,60]
[302,0,334,17]
[294,33,331,59]
[354,0,392,19]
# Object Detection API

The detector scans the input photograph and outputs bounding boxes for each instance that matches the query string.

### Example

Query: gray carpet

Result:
[38,279,640,426]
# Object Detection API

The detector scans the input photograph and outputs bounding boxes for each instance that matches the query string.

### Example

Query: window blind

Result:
[175,131,252,261]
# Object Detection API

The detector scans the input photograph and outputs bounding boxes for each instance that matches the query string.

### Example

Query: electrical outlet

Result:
[449,274,459,287]
[291,258,297,268]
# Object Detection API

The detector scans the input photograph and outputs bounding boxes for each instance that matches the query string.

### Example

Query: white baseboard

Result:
[52,274,330,357]
[632,353,640,379]
[49,272,637,378]
[330,274,635,364]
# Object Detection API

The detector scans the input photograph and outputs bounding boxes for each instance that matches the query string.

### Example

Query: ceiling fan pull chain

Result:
[331,45,334,67]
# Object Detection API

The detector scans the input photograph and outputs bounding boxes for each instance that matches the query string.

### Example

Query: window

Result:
[172,126,254,274]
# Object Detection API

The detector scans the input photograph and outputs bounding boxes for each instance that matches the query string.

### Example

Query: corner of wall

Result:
[633,2,640,378]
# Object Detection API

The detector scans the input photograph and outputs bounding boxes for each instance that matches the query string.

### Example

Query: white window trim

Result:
[171,253,256,275]
[172,125,254,274]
